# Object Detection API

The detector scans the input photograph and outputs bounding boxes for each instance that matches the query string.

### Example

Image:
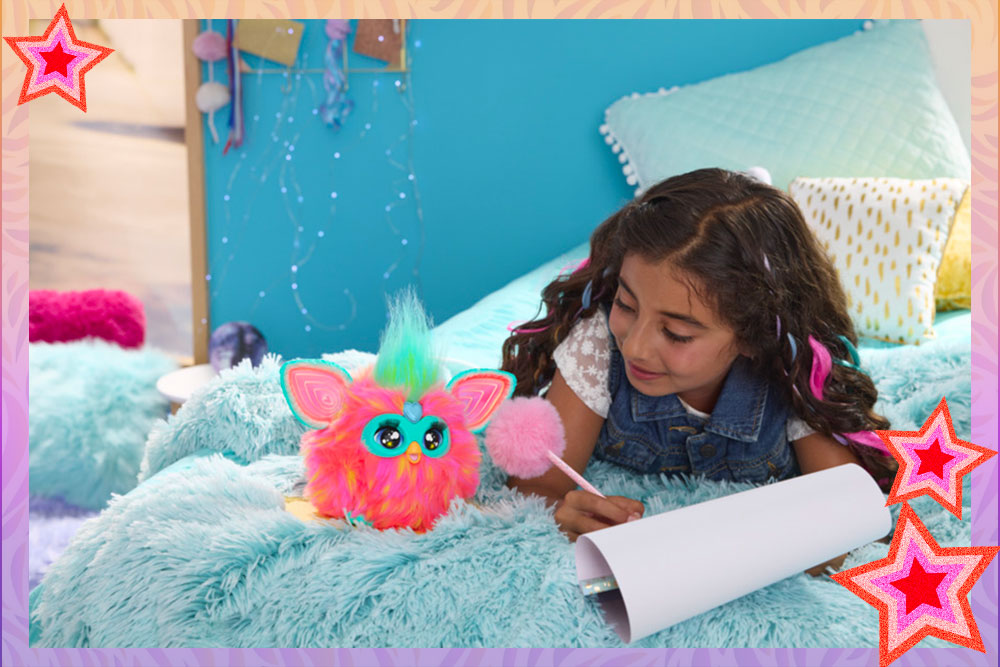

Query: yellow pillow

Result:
[790,177,968,345]
[934,186,971,310]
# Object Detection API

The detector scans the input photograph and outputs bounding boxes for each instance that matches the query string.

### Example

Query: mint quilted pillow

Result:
[601,20,969,194]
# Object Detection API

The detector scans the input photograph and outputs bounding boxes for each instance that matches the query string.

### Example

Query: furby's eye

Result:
[424,428,443,451]
[375,426,401,449]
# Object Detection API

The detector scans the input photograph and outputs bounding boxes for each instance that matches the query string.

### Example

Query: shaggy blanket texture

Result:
[30,339,971,647]
[28,497,98,591]
[29,340,176,509]
[29,289,146,348]
[138,350,376,483]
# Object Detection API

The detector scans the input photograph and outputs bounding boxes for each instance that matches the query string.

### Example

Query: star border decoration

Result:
[832,502,998,667]
[879,397,996,519]
[3,4,114,112]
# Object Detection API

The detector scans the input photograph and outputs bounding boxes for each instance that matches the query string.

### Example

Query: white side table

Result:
[156,363,218,411]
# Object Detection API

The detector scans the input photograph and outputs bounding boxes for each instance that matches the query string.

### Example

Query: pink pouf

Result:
[485,396,567,478]
[29,289,146,349]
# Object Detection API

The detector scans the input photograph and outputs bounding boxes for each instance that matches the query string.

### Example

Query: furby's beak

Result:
[406,441,421,464]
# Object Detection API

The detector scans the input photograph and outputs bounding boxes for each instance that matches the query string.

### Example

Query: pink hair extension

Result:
[793,336,890,460]
[841,430,892,454]
[506,321,551,335]
[549,257,590,281]
[807,335,832,400]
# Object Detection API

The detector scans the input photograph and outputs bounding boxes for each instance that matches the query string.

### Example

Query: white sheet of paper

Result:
[575,463,891,643]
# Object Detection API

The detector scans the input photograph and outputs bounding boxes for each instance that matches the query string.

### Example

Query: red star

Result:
[40,40,77,76]
[878,397,996,519]
[832,503,998,667]
[890,557,947,615]
[3,4,114,112]
[914,439,955,479]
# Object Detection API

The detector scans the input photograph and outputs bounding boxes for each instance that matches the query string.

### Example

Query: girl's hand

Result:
[554,490,645,541]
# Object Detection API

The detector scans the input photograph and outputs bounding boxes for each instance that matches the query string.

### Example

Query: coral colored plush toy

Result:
[280,291,515,532]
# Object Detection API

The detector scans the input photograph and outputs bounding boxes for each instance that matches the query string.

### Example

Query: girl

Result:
[501,168,898,545]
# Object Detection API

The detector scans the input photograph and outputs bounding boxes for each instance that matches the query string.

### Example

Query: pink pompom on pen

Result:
[485,396,606,498]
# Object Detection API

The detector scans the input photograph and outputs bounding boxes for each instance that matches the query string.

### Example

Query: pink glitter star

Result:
[878,397,996,519]
[4,4,114,112]
[832,503,998,667]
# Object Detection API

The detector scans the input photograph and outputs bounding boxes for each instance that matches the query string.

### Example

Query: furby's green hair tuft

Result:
[373,288,441,400]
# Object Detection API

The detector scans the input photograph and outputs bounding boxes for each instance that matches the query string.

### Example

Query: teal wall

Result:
[202,19,862,358]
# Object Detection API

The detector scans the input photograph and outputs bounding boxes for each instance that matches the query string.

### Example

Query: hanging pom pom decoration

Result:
[191,25,229,145]
[319,19,353,129]
[195,83,230,144]
[223,19,244,155]
[193,27,228,61]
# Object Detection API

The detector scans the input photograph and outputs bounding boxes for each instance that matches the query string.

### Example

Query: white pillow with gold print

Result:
[789,177,968,345]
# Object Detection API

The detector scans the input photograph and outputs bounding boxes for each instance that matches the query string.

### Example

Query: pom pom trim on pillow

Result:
[599,86,679,196]
[599,21,969,196]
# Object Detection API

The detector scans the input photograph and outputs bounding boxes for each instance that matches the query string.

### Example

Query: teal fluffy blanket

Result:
[29,340,972,647]
[29,340,176,509]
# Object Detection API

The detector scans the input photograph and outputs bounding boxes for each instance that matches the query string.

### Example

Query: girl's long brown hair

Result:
[501,168,897,488]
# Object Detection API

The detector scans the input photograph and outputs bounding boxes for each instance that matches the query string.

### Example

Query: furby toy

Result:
[280,290,515,531]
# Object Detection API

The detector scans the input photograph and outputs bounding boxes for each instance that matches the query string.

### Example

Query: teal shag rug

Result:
[29,340,176,510]
[29,339,971,647]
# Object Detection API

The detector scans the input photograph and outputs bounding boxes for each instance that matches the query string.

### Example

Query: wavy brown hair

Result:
[501,168,897,488]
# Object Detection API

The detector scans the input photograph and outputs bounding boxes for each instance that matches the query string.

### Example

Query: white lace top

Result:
[551,310,816,442]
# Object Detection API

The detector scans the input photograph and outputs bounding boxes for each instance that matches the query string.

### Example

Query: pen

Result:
[546,450,606,498]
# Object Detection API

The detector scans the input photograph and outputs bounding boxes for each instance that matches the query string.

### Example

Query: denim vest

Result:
[593,321,801,484]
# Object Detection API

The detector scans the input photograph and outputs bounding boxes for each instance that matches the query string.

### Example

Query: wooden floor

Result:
[28,19,193,360]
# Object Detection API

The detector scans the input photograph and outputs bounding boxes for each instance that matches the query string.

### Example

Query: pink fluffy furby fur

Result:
[484,396,566,478]
[29,289,145,348]
[300,371,484,532]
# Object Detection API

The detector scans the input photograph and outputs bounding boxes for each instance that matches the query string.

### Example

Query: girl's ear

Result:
[445,369,516,432]
[280,359,353,428]
[735,334,758,360]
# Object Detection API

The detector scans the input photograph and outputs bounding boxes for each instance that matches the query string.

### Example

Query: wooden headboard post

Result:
[183,19,210,364]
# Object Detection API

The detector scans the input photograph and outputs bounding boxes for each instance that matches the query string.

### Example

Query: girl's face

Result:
[608,253,744,412]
